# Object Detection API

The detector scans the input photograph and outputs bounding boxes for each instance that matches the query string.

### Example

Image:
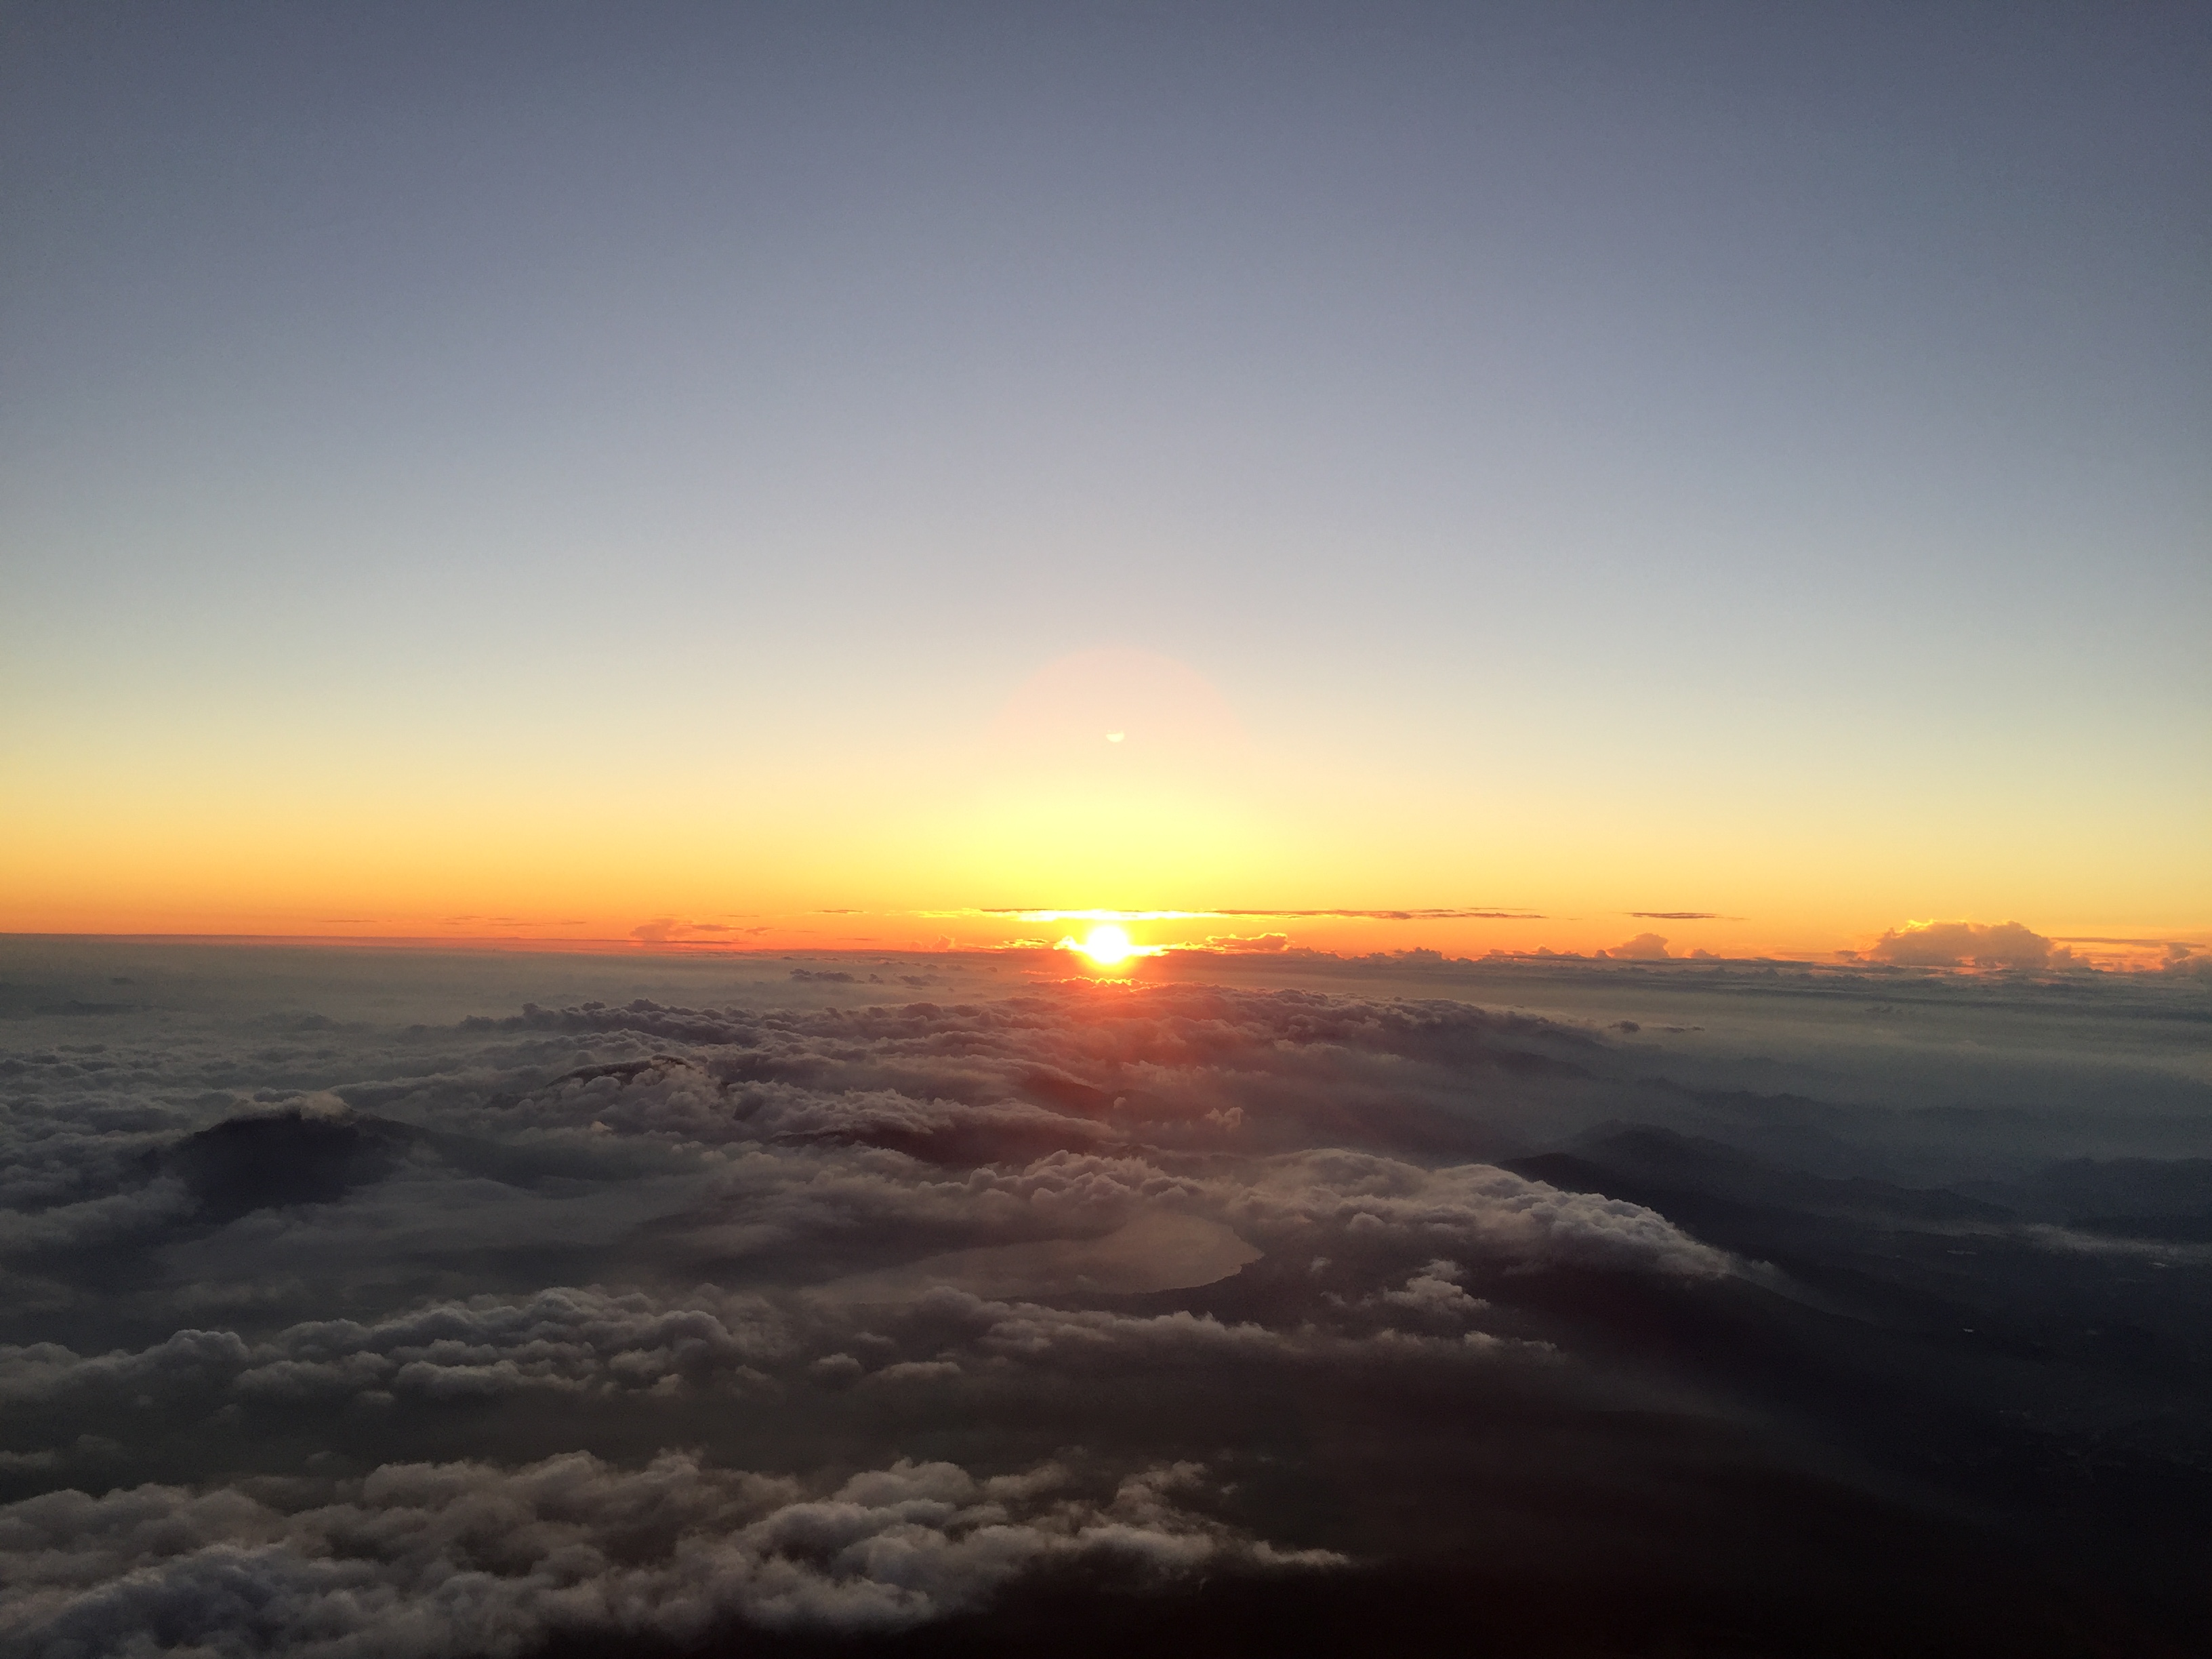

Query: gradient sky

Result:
[3,1,2207,958]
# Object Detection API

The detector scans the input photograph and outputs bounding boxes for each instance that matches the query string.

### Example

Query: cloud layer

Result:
[4,1453,1336,1656]
[0,975,1740,1651]
[3,945,2207,1654]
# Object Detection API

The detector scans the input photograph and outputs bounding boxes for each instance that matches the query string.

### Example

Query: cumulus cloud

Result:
[1218,1152,1732,1277]
[2160,943,2212,982]
[0,1146,1709,1425]
[0,1328,252,1407]
[1599,933,1671,960]
[0,1287,796,1423]
[1864,920,2073,971]
[0,1452,1338,1656]
[0,983,1729,1357]
[0,1178,199,1256]
[1377,1260,1486,1322]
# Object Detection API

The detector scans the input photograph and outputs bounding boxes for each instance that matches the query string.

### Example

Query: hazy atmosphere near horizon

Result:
[3,4,2209,1655]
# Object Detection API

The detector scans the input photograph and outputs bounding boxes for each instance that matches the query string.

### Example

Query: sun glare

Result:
[1080,924,1134,966]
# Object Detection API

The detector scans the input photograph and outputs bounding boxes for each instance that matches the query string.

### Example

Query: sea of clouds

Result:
[2,941,2207,1656]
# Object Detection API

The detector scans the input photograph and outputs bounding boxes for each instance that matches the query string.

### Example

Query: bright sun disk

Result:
[1081,924,1134,966]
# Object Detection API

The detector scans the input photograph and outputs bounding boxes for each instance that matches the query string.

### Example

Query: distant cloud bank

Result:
[1858,920,2072,972]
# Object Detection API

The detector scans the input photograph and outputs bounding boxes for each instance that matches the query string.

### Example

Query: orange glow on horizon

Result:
[2,640,2201,966]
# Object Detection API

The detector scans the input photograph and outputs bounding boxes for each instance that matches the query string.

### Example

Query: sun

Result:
[1080,924,1134,967]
